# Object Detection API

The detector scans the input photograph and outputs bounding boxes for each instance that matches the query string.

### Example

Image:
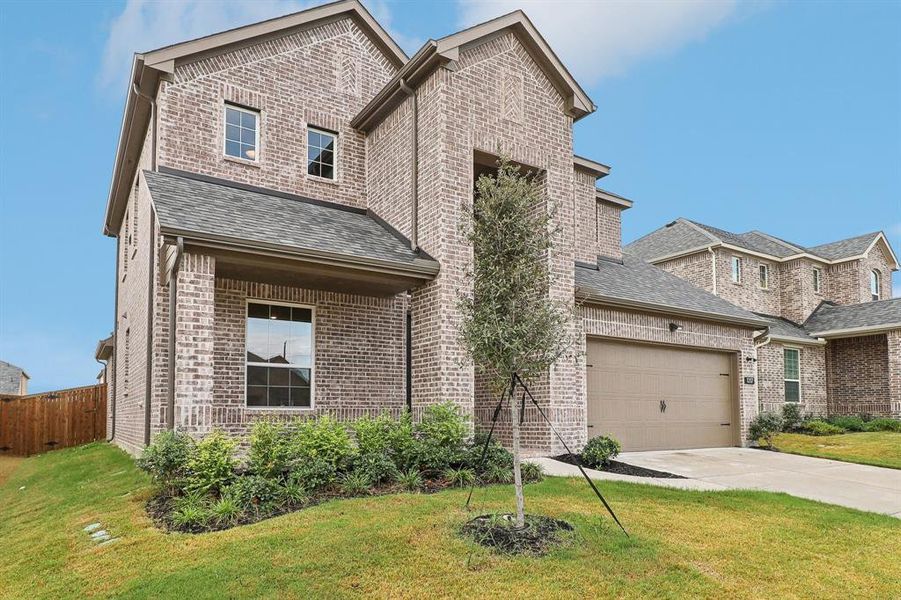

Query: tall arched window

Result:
[870,270,881,301]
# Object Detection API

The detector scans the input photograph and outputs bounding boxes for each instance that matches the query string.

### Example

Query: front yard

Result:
[773,431,901,469]
[1,443,899,599]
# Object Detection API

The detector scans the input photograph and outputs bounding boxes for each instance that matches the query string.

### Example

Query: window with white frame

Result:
[731,256,742,283]
[307,127,336,179]
[245,302,313,408]
[759,264,769,289]
[871,270,881,301]
[784,347,800,403]
[813,267,822,293]
[224,104,259,161]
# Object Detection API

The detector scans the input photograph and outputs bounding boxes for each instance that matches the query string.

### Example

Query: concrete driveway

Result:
[617,447,901,517]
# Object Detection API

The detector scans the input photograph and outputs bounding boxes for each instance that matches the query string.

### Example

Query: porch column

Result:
[888,330,901,418]
[174,253,217,436]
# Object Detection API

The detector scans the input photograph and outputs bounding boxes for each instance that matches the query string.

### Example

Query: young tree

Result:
[458,156,573,527]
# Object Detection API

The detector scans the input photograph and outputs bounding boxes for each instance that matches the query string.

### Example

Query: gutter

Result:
[166,237,184,430]
[807,322,901,339]
[109,239,120,442]
[398,78,419,252]
[131,82,158,171]
[576,288,770,329]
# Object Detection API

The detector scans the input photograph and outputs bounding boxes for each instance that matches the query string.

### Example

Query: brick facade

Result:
[657,252,715,294]
[757,342,827,416]
[826,335,891,416]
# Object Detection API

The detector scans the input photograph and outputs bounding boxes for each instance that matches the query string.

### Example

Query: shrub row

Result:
[138,403,544,533]
[748,404,900,446]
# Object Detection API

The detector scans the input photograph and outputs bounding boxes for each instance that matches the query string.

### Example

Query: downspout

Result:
[753,335,772,412]
[109,237,120,442]
[166,237,184,430]
[143,208,156,446]
[708,247,717,296]
[131,82,158,171]
[398,78,419,251]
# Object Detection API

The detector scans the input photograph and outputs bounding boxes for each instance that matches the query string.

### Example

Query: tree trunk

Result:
[510,391,526,528]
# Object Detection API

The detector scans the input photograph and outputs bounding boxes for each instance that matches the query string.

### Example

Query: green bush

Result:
[353,412,417,471]
[186,431,238,495]
[781,404,804,432]
[353,453,399,486]
[280,480,310,508]
[482,463,513,484]
[803,420,845,436]
[248,420,290,479]
[288,416,355,469]
[209,495,243,527]
[825,415,866,432]
[137,430,194,491]
[339,471,371,496]
[225,475,283,515]
[444,466,476,488]
[397,468,423,491]
[170,491,211,531]
[581,435,621,468]
[288,457,338,492]
[863,418,901,433]
[520,461,544,484]
[748,411,784,447]
[412,403,469,473]
[465,433,513,473]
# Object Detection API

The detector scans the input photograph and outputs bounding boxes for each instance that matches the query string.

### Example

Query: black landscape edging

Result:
[553,454,686,479]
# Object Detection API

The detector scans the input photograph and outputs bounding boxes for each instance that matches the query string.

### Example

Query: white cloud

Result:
[457,0,750,84]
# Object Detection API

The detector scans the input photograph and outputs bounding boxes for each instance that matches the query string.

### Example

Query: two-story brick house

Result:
[627,219,900,419]
[103,0,784,456]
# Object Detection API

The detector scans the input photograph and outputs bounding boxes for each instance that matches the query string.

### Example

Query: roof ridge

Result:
[679,218,722,243]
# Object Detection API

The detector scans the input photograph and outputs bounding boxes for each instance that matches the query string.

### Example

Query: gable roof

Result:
[144,169,438,278]
[352,10,595,132]
[753,314,824,345]
[625,218,898,269]
[804,299,901,338]
[575,254,768,328]
[103,0,406,237]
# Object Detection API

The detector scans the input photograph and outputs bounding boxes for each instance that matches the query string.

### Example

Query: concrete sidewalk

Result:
[532,447,901,517]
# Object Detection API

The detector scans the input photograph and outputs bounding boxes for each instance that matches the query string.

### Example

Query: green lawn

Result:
[1,443,899,599]
[773,432,901,469]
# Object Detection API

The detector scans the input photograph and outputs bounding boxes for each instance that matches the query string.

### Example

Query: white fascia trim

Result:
[808,322,901,339]
[864,233,900,270]
[768,334,827,347]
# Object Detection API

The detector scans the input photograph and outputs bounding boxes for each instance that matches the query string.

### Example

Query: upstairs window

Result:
[813,267,822,293]
[871,270,881,301]
[731,256,742,283]
[246,302,313,408]
[784,348,800,403]
[224,104,259,161]
[758,264,769,289]
[307,127,336,180]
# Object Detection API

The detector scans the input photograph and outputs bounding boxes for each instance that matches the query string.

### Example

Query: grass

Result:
[0,456,22,486]
[1,443,899,599]
[773,432,901,469]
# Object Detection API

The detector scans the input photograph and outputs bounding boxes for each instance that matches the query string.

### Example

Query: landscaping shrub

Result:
[482,463,514,484]
[803,420,845,436]
[748,411,784,447]
[280,480,310,508]
[863,418,901,433]
[137,430,194,492]
[186,430,238,495]
[465,434,513,471]
[288,416,355,469]
[353,452,399,485]
[397,468,423,491]
[209,495,243,527]
[412,403,469,473]
[353,412,416,468]
[444,467,476,488]
[339,471,371,496]
[170,492,211,531]
[581,435,621,468]
[248,420,290,479]
[288,457,337,493]
[825,415,866,432]
[225,475,283,515]
[520,461,544,484]
[781,404,804,432]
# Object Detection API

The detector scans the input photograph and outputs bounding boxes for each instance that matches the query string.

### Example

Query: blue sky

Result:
[0,0,898,392]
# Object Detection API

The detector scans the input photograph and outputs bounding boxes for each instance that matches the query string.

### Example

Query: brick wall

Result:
[656,252,714,294]
[156,17,396,211]
[757,342,827,416]
[572,168,622,263]
[826,334,891,416]
[596,201,623,261]
[887,330,901,418]
[714,249,782,317]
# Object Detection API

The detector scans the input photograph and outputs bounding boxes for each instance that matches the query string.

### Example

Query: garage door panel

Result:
[586,339,735,452]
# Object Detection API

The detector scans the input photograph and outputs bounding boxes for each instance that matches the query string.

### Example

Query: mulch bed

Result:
[460,513,574,555]
[554,454,685,479]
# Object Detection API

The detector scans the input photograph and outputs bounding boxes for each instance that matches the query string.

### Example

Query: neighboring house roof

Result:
[575,254,769,328]
[753,314,824,345]
[804,299,901,338]
[0,360,29,395]
[104,0,406,237]
[95,336,114,362]
[352,10,596,132]
[144,169,439,278]
[625,217,898,269]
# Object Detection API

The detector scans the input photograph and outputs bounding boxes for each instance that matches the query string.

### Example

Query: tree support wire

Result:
[464,372,629,537]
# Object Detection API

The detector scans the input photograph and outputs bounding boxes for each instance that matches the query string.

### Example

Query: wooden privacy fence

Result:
[0,384,107,456]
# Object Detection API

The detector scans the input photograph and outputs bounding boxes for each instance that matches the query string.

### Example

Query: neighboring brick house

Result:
[0,360,29,396]
[102,0,775,456]
[627,218,900,419]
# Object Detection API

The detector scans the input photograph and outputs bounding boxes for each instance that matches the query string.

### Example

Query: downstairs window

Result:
[784,348,800,403]
[245,301,313,408]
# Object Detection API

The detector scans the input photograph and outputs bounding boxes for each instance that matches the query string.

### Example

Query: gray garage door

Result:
[586,339,736,451]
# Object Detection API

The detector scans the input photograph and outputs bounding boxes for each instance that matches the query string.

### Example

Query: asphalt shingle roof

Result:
[753,314,819,342]
[575,253,768,327]
[804,299,901,335]
[625,218,886,264]
[145,169,430,268]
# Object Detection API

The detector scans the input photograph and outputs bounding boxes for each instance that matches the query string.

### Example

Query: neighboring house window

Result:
[758,264,769,289]
[245,301,313,408]
[307,127,336,179]
[870,270,881,301]
[224,104,259,161]
[813,267,821,293]
[784,348,800,403]
[731,256,742,283]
